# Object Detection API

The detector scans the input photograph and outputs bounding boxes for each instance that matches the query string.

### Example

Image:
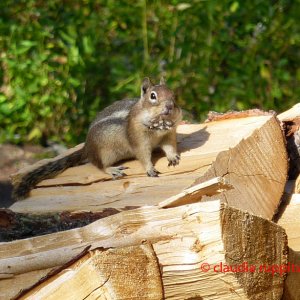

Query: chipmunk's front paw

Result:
[149,118,174,130]
[168,154,180,167]
[147,167,160,177]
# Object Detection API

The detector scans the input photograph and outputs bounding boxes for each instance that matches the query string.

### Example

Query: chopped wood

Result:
[10,115,287,221]
[277,193,300,249]
[193,115,287,220]
[0,104,300,300]
[0,200,287,300]
[295,176,300,193]
[276,193,300,300]
[17,244,163,300]
[158,176,232,208]
[281,248,300,300]
[278,103,300,122]
[277,103,300,179]
[4,105,297,299]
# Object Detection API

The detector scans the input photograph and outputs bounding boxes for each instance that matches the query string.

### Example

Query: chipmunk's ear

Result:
[141,77,153,95]
[159,76,166,85]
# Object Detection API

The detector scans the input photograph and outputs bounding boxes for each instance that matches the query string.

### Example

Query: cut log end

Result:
[17,244,164,300]
[221,204,288,300]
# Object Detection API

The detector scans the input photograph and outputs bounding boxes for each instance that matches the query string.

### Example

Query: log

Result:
[276,190,300,300]
[294,176,300,193]
[277,103,300,122]
[10,114,287,220]
[190,114,287,219]
[0,200,287,300]
[278,104,300,179]
[0,177,229,241]
[274,104,300,299]
[277,192,300,249]
[17,244,163,300]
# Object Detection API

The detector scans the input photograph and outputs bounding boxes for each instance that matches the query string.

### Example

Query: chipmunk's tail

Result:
[12,146,86,201]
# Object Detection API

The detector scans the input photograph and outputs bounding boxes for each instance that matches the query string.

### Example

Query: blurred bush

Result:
[0,0,299,145]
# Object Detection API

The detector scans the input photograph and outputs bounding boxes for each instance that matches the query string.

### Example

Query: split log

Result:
[194,114,287,218]
[0,200,287,300]
[277,103,300,122]
[10,114,287,220]
[278,104,300,179]
[276,192,300,250]
[294,176,300,193]
[276,189,300,300]
[17,244,163,300]
[274,104,300,299]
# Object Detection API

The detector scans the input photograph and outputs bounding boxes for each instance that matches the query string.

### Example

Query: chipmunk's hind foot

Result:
[106,166,129,179]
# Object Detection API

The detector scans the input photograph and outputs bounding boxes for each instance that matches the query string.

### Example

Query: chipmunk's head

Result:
[140,77,182,129]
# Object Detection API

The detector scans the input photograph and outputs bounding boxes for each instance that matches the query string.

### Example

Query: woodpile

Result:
[1,104,300,299]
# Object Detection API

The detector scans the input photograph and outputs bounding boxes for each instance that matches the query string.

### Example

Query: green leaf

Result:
[59,30,76,45]
[28,127,42,141]
[271,83,282,99]
[82,36,93,55]
[230,2,239,13]
[260,64,271,81]
[0,102,14,115]
[16,40,37,54]
[69,77,81,87]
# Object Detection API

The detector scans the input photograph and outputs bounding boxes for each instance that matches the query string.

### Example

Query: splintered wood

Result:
[10,115,287,220]
[0,201,287,300]
[158,176,232,208]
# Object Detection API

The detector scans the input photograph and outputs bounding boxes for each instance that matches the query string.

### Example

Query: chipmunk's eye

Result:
[149,92,157,104]
[150,92,157,100]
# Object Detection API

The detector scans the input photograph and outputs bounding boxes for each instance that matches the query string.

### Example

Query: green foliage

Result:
[0,0,299,145]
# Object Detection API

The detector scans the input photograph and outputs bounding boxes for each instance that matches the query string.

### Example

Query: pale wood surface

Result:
[278,103,300,121]
[277,194,300,250]
[282,248,300,300]
[193,116,287,219]
[158,176,232,208]
[19,244,163,300]
[277,187,300,300]
[1,108,296,299]
[294,176,300,193]
[275,101,300,299]
[0,200,287,300]
[10,115,287,221]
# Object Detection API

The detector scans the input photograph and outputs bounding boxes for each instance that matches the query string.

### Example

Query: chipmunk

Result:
[12,77,182,200]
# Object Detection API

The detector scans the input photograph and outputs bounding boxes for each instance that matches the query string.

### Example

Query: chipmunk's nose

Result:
[161,102,174,115]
